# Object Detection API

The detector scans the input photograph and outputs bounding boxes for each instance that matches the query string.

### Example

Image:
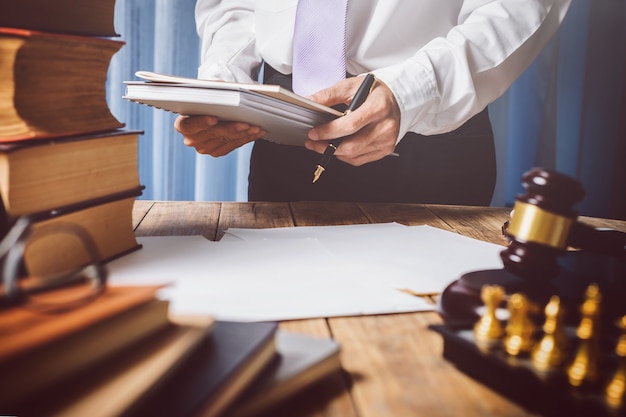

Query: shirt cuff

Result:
[372,59,438,144]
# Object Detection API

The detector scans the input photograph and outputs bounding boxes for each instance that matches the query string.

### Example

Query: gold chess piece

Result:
[567,284,602,387]
[474,285,505,347]
[606,315,626,409]
[531,295,567,371]
[504,293,536,356]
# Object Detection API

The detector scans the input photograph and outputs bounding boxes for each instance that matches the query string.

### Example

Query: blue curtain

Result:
[108,0,250,202]
[490,0,626,219]
[107,0,626,220]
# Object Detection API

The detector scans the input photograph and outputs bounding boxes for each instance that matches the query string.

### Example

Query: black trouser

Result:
[249,65,496,205]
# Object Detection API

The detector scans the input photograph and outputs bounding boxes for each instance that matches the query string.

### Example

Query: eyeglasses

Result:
[0,216,107,313]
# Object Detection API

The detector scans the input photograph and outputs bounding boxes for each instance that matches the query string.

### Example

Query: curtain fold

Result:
[107,0,625,219]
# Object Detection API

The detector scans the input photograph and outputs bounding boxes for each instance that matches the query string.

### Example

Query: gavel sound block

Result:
[437,167,626,328]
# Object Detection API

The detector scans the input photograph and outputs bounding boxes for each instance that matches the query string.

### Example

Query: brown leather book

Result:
[0,27,124,142]
[0,130,142,217]
[0,285,174,408]
[19,187,145,276]
[0,0,118,37]
[20,324,213,417]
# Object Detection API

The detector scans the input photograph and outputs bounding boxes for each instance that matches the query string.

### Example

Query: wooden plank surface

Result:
[131,201,624,417]
[133,201,222,239]
[426,204,511,246]
[131,199,153,229]
[218,202,294,240]
[358,202,451,229]
[290,201,370,226]
[328,313,533,417]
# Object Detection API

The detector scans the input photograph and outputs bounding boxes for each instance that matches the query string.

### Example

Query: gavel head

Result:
[439,167,624,325]
[501,168,585,282]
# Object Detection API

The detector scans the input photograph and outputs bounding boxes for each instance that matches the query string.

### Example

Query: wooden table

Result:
[131,200,626,417]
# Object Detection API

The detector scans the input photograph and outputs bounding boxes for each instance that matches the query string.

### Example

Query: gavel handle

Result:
[569,222,626,261]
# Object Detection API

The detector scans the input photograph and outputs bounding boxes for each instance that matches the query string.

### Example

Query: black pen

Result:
[312,73,376,183]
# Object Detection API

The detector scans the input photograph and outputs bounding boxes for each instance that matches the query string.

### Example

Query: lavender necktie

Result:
[292,0,348,97]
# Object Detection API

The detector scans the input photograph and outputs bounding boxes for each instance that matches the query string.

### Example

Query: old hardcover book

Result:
[21,187,144,276]
[0,28,124,141]
[132,321,279,417]
[0,0,118,37]
[124,71,343,146]
[0,286,172,408]
[18,324,213,417]
[224,331,342,417]
[0,130,141,217]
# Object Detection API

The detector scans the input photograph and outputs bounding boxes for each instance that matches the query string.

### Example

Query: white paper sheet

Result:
[107,235,433,322]
[107,223,504,321]
[223,223,505,295]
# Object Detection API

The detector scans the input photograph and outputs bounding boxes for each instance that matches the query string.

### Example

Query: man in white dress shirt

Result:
[175,0,571,204]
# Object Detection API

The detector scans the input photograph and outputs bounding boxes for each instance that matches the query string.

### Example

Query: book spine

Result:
[23,186,145,224]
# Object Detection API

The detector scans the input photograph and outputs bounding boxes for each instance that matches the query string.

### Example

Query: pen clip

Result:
[343,74,376,116]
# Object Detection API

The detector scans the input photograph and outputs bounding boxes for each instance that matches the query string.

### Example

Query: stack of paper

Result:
[107,224,504,321]
[123,71,343,146]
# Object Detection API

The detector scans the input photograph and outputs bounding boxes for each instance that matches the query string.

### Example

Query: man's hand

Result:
[304,76,401,166]
[174,115,266,157]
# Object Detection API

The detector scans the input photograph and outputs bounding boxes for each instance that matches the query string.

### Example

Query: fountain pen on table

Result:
[312,73,376,183]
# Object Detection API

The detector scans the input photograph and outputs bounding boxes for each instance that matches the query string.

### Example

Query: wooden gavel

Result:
[501,168,626,281]
[438,167,626,325]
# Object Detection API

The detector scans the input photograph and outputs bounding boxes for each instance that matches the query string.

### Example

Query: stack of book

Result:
[0,285,215,416]
[0,283,342,417]
[130,322,342,417]
[0,0,143,276]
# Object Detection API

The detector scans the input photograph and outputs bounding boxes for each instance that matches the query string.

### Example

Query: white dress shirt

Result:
[195,0,571,141]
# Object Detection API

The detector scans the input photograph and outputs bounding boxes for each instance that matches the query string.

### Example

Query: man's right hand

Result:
[174,115,266,157]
